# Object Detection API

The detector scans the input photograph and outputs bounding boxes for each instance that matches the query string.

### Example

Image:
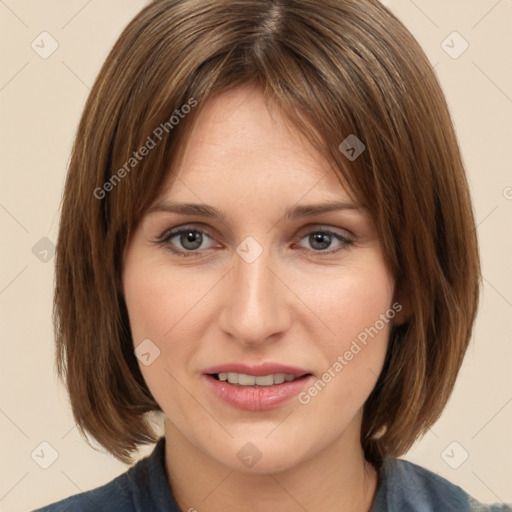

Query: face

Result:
[122,86,398,474]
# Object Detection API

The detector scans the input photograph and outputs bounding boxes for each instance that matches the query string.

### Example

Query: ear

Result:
[392,280,412,325]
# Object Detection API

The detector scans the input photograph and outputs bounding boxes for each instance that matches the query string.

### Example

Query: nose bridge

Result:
[219,241,289,344]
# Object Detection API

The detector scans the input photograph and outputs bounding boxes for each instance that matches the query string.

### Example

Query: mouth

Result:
[208,372,312,387]
[202,363,314,411]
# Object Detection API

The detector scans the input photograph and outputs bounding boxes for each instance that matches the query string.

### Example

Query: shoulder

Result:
[32,437,179,512]
[31,472,135,512]
[371,457,511,512]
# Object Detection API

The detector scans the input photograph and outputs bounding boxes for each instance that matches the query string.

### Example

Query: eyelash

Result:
[153,225,354,258]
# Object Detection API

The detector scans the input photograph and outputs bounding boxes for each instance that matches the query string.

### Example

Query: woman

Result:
[34,0,510,510]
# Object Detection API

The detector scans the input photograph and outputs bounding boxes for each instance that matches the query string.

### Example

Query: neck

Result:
[163,417,379,512]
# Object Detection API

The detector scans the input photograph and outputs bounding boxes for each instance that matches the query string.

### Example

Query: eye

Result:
[297,229,353,254]
[154,225,354,258]
[155,227,217,257]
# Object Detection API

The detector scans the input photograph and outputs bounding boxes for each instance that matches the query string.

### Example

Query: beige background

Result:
[1,0,511,510]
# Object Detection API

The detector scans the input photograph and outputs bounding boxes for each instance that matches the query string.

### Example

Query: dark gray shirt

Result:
[33,437,511,511]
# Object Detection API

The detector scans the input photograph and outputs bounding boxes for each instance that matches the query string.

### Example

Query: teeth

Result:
[255,374,274,386]
[238,373,255,385]
[273,373,285,384]
[216,372,299,386]
[227,372,239,384]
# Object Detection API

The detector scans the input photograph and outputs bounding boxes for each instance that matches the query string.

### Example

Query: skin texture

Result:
[122,86,402,511]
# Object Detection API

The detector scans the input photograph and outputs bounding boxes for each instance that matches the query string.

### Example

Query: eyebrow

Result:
[146,200,360,222]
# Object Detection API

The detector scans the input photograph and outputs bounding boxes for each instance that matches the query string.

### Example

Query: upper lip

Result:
[203,362,312,378]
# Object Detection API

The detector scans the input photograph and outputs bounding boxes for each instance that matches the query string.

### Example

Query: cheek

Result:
[122,256,204,408]
[122,254,219,402]
[301,261,394,401]
[305,262,394,346]
[123,258,201,342]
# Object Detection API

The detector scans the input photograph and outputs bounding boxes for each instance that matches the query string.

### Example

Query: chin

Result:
[207,435,315,475]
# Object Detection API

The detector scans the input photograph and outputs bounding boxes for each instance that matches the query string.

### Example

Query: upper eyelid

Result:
[158,222,353,238]
[157,225,215,242]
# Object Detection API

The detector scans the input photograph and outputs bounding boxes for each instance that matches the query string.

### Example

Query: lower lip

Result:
[203,374,313,411]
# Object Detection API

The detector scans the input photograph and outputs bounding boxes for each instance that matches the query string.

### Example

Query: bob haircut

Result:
[54,0,480,467]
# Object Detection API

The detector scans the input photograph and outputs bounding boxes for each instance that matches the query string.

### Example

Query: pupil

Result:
[311,232,330,250]
[182,231,202,249]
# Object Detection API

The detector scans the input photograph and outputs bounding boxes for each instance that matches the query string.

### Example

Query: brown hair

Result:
[54,0,480,467]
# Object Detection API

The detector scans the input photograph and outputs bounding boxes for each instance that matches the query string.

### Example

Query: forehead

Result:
[155,86,354,207]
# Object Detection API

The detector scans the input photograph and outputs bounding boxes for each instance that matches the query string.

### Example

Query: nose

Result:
[218,244,292,347]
